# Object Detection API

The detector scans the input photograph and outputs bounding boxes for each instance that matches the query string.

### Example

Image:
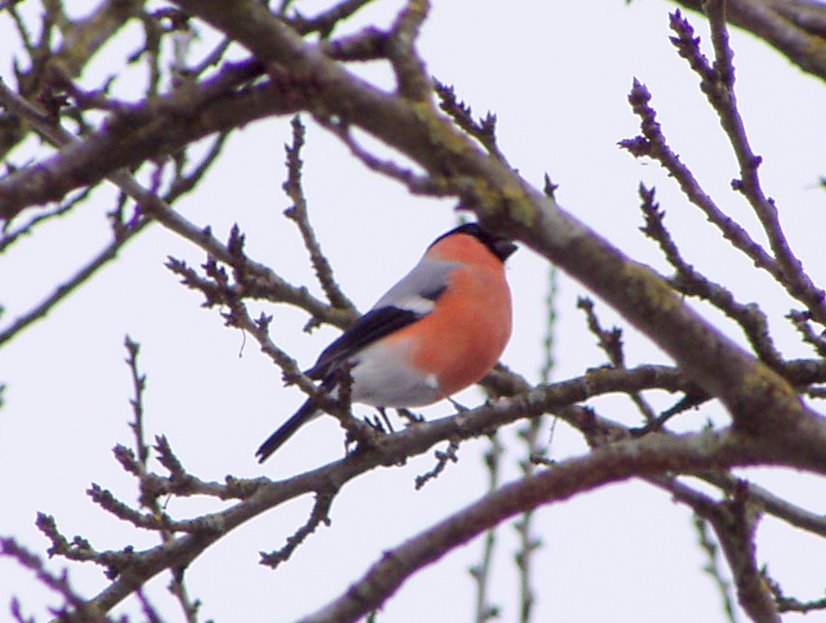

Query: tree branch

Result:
[672,0,826,82]
[299,428,769,623]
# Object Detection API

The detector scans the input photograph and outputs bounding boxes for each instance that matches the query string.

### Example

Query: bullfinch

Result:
[256,223,517,462]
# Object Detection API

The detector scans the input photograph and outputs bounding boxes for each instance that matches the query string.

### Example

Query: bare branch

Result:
[705,482,780,623]
[299,428,771,623]
[434,79,506,164]
[638,183,784,368]
[0,537,114,623]
[0,207,148,347]
[670,7,826,325]
[414,439,460,490]
[672,0,826,81]
[768,576,826,614]
[470,434,503,623]
[788,310,826,357]
[0,59,285,216]
[320,27,387,61]
[1,0,144,158]
[282,115,356,313]
[577,296,658,422]
[259,491,335,568]
[288,0,380,38]
[386,0,431,100]
[0,82,233,346]
[620,80,780,278]
[0,188,88,253]
[315,115,452,198]
[692,515,738,623]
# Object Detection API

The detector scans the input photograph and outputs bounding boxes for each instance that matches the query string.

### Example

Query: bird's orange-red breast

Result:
[384,231,512,398]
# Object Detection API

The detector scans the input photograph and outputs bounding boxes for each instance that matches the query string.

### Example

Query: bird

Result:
[255,222,517,462]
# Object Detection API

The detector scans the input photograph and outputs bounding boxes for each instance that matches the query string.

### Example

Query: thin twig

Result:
[316,115,452,198]
[282,115,355,312]
[513,263,557,623]
[433,79,507,164]
[577,296,657,422]
[288,0,379,38]
[0,212,149,346]
[259,491,336,568]
[470,434,503,623]
[122,337,204,621]
[637,183,784,368]
[0,537,114,623]
[693,514,738,623]
[0,187,88,252]
[414,439,460,490]
[787,310,826,358]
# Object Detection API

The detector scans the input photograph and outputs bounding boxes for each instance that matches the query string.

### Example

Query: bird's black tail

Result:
[255,397,319,463]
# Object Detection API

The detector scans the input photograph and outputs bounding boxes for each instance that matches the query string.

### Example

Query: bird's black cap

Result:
[430,223,517,262]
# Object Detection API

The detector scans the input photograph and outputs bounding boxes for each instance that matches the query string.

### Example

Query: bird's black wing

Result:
[306,306,421,380]
[256,308,421,463]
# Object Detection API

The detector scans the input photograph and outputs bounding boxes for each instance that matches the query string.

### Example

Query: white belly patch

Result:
[348,342,441,408]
